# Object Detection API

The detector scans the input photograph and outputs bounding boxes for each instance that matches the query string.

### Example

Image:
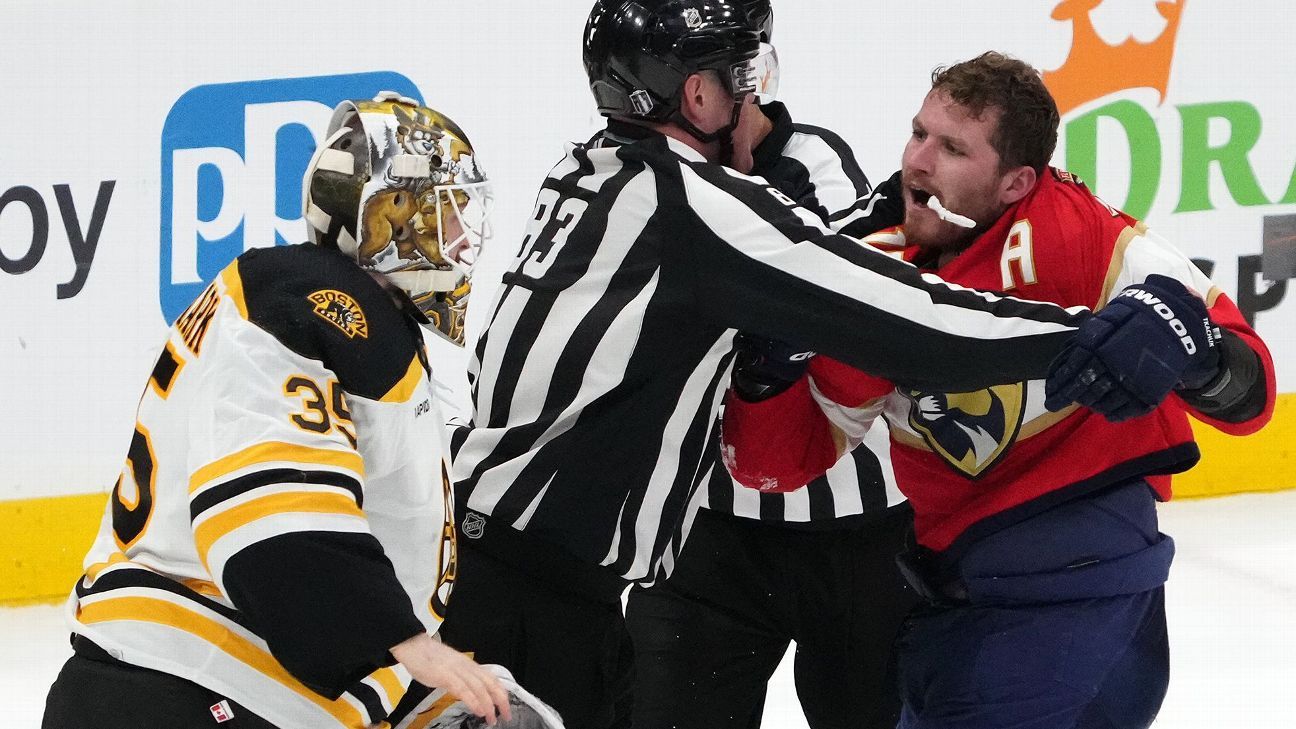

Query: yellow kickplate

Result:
[1176,393,1296,498]
[0,492,106,605]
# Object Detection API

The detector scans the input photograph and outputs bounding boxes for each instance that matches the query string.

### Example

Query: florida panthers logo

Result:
[905,383,1026,479]
[308,289,369,339]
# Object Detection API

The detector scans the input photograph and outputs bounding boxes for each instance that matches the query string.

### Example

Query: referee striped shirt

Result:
[452,121,1086,586]
[700,102,901,525]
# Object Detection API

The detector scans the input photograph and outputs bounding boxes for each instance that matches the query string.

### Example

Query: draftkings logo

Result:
[1046,0,1295,221]
[1045,0,1291,322]
[158,72,422,322]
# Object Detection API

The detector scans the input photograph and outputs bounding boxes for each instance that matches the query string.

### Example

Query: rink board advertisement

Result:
[1,0,1292,602]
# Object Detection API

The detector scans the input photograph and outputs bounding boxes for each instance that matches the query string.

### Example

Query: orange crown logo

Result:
[1043,0,1186,116]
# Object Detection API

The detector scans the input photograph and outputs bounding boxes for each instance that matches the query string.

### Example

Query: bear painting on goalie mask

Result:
[356,104,479,268]
[303,94,492,345]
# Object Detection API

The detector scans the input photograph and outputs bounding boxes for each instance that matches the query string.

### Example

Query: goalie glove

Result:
[394,664,566,729]
[1044,274,1222,422]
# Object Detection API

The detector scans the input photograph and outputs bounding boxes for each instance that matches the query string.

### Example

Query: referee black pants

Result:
[625,505,919,729]
[437,539,633,729]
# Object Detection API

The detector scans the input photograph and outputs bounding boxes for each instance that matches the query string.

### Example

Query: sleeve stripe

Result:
[84,552,131,583]
[1099,222,1225,310]
[380,354,426,403]
[791,123,871,198]
[370,666,407,711]
[76,562,247,627]
[1096,223,1143,309]
[193,492,366,565]
[78,595,370,726]
[862,229,907,252]
[190,468,365,521]
[190,441,364,494]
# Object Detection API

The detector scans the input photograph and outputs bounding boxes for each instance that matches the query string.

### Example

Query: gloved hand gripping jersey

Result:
[730,332,816,402]
[1045,274,1222,422]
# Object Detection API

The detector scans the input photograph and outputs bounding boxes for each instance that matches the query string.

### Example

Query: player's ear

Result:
[998,165,1037,207]
[680,73,709,122]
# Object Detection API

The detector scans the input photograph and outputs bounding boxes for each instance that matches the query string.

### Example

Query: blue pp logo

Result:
[159,72,422,322]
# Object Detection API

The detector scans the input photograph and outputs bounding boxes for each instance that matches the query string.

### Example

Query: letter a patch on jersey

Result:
[308,289,369,339]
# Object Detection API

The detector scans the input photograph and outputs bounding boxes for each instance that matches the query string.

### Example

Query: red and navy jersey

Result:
[722,168,1276,553]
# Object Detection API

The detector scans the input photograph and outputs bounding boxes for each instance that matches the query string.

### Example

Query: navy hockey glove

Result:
[731,332,816,402]
[1045,274,1222,422]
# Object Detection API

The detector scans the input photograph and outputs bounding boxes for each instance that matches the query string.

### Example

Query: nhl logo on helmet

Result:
[308,289,369,339]
[629,89,655,116]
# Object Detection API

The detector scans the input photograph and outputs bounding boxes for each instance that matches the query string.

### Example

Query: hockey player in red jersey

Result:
[721,53,1275,729]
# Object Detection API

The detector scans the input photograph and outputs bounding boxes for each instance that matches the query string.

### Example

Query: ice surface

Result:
[5,491,1295,728]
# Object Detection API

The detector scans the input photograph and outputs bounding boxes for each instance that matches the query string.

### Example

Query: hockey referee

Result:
[623,2,920,727]
[438,1,1114,726]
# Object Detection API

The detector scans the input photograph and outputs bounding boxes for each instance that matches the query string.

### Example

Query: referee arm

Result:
[673,159,1086,393]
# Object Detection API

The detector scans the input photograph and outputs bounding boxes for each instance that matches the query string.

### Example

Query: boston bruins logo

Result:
[430,463,458,621]
[905,383,1026,479]
[308,289,369,339]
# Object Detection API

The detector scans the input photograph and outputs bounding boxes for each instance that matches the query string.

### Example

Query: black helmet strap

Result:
[672,99,744,166]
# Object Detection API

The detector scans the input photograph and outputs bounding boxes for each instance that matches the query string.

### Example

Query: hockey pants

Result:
[895,479,1173,729]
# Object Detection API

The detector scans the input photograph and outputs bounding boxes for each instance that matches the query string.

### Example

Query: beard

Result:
[901,174,1003,252]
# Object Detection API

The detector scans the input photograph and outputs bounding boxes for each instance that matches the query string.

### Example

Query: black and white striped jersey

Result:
[699,101,900,525]
[746,102,873,222]
[451,121,1086,586]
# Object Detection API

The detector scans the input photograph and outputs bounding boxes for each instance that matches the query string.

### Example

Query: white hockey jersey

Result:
[68,244,456,728]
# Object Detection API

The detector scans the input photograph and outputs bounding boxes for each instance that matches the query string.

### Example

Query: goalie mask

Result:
[304,92,493,345]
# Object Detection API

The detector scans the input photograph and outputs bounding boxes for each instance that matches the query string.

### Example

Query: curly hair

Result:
[931,51,1060,173]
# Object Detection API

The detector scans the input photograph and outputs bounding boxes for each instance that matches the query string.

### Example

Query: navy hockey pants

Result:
[896,479,1173,729]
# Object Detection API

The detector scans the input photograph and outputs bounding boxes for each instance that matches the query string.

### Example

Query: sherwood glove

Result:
[1045,274,1221,422]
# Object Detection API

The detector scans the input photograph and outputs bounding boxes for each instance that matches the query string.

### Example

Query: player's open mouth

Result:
[909,187,933,207]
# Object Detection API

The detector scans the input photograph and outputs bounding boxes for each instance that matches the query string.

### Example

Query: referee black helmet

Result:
[583,0,761,124]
